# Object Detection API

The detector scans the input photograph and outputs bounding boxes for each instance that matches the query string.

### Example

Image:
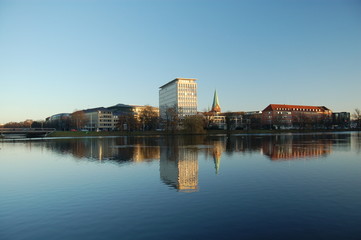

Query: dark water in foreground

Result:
[1,132,361,240]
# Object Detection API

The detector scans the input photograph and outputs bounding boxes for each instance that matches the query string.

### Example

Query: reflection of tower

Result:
[213,141,223,174]
[160,145,199,192]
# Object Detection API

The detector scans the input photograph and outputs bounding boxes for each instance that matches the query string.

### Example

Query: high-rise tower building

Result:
[159,78,197,119]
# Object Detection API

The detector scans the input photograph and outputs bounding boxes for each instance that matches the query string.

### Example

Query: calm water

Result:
[1,133,361,240]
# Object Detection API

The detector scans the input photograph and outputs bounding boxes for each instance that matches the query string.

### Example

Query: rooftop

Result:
[263,104,331,112]
[159,78,197,89]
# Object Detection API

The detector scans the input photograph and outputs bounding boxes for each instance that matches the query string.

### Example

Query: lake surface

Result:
[1,132,361,240]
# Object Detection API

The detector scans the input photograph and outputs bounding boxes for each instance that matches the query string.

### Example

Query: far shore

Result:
[46,129,360,138]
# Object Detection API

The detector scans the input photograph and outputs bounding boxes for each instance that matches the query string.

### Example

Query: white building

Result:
[159,78,197,119]
[84,107,115,131]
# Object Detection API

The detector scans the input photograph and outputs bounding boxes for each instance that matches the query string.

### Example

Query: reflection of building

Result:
[45,137,160,163]
[262,135,333,160]
[132,144,160,162]
[160,144,199,192]
[159,78,197,119]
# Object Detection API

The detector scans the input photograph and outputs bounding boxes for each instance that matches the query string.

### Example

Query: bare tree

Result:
[139,105,159,131]
[183,115,206,134]
[71,111,87,130]
[116,113,140,131]
[352,108,361,128]
[165,106,179,133]
[293,113,312,129]
[4,120,33,128]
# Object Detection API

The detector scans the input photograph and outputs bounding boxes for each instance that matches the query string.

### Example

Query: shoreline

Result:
[46,129,360,138]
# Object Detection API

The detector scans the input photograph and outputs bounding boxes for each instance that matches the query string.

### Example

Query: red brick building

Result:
[262,104,332,129]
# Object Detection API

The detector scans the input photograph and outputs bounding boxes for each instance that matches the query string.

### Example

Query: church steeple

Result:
[211,90,221,113]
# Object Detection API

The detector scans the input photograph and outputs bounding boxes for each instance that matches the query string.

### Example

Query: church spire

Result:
[211,90,221,113]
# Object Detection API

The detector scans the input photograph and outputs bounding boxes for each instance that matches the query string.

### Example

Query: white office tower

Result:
[159,78,197,119]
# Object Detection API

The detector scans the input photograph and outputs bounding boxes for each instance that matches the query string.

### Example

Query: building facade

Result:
[45,113,71,130]
[159,78,197,119]
[84,107,115,131]
[262,104,332,129]
[109,104,159,120]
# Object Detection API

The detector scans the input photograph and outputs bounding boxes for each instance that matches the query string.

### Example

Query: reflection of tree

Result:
[44,137,160,163]
[352,132,361,154]
[212,134,351,161]
[42,133,355,172]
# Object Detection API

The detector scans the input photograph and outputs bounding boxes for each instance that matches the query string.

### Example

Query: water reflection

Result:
[159,137,199,192]
[2,133,360,240]
[39,133,355,164]
[1,132,358,195]
[203,139,226,174]
[261,135,334,160]
[43,137,161,163]
[352,132,361,154]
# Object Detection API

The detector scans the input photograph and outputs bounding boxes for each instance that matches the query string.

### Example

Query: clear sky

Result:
[1,0,360,124]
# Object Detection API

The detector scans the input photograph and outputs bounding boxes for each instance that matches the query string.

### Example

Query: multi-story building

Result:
[45,113,71,130]
[262,104,332,129]
[159,78,197,119]
[84,107,115,131]
[108,103,159,121]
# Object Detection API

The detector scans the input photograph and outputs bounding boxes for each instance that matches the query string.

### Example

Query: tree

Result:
[164,106,179,133]
[31,120,44,128]
[4,120,33,128]
[352,108,361,128]
[139,105,159,131]
[116,113,140,131]
[24,119,34,128]
[272,113,284,129]
[225,114,232,131]
[293,113,311,129]
[71,111,87,130]
[183,115,206,134]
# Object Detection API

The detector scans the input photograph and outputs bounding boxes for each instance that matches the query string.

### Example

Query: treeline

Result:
[2,119,44,128]
[2,108,361,132]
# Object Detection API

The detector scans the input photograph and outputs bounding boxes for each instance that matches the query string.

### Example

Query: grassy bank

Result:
[47,129,359,138]
[47,131,162,138]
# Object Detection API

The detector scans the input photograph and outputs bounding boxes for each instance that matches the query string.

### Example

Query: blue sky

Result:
[1,0,360,123]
